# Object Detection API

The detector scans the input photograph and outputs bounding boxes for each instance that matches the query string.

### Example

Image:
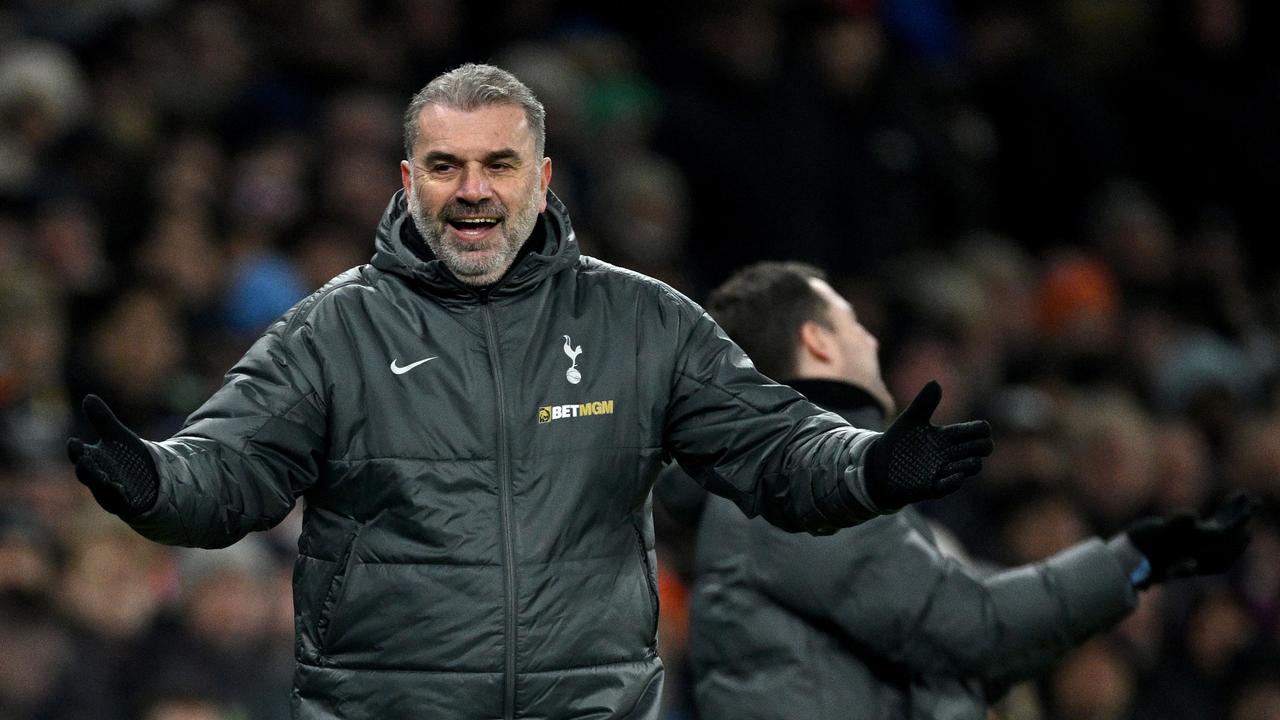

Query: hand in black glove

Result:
[1126,493,1255,589]
[66,395,159,519]
[863,381,993,512]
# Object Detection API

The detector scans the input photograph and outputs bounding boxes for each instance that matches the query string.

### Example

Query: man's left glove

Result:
[1124,492,1255,589]
[862,380,993,512]
[66,395,159,519]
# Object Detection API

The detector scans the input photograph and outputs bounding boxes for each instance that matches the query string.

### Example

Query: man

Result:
[65,65,995,719]
[659,261,1254,720]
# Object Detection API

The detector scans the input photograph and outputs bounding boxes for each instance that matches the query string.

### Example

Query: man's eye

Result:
[489,163,512,172]
[430,165,455,173]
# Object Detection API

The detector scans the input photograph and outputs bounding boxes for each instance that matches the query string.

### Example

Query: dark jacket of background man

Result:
[672,382,1135,719]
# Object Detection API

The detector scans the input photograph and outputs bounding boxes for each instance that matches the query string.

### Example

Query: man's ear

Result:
[799,321,834,364]
[401,159,413,196]
[538,157,553,212]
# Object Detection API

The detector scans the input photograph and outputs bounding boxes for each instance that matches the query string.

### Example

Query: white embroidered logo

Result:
[390,356,438,375]
[562,335,583,384]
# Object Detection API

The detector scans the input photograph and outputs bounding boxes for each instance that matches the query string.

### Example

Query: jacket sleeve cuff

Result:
[1107,534,1151,588]
[835,431,887,520]
[122,440,190,546]
[1047,538,1139,633]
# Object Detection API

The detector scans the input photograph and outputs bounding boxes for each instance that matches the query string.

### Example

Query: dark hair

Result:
[403,63,546,160]
[706,261,831,380]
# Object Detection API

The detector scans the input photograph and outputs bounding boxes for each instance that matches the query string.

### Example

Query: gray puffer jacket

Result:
[665,379,1138,720]
[124,191,883,719]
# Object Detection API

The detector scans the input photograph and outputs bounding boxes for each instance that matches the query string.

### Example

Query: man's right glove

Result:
[1124,493,1255,589]
[66,395,160,519]
[862,380,993,512]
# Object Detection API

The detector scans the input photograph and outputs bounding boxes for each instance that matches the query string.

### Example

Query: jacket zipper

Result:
[481,298,518,720]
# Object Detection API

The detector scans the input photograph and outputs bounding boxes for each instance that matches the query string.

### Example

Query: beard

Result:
[408,180,543,287]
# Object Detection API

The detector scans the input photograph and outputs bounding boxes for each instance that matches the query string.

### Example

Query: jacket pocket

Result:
[633,526,660,647]
[315,528,361,656]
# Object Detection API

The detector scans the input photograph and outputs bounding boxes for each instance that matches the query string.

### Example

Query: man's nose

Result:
[456,165,492,202]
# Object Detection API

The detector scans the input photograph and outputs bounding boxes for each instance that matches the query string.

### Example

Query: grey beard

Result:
[409,188,542,286]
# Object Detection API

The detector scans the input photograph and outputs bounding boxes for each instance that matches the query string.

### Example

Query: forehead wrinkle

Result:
[413,104,536,160]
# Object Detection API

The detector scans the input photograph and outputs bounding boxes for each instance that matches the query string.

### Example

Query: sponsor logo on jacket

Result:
[538,399,615,424]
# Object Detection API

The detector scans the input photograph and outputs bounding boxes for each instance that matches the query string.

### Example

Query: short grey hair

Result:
[402,63,546,160]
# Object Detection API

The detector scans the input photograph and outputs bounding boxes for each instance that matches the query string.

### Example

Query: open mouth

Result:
[446,216,502,242]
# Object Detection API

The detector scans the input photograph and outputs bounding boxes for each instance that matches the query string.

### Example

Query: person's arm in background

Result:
[660,299,992,534]
[753,493,1253,689]
[67,298,329,549]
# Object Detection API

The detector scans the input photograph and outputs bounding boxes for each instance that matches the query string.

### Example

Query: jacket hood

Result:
[370,188,580,301]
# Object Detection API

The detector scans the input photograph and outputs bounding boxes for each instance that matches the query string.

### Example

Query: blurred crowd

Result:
[1,0,1278,719]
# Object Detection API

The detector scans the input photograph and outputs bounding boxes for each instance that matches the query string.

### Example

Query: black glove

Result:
[66,395,160,519]
[863,380,993,512]
[1125,493,1255,589]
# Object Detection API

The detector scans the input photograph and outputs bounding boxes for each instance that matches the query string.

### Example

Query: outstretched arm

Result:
[758,494,1253,688]
[68,314,327,548]
[662,305,990,534]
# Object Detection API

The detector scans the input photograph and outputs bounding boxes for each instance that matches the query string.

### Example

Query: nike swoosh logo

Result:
[390,356,438,375]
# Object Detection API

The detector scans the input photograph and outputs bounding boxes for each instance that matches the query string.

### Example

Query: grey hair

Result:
[402,63,546,160]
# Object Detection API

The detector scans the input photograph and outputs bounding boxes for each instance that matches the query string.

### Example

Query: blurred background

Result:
[1,0,1278,718]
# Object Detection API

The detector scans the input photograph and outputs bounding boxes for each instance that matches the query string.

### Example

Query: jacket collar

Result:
[782,379,889,427]
[370,188,580,302]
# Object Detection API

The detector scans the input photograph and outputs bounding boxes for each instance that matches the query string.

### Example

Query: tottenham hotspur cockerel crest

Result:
[563,335,582,384]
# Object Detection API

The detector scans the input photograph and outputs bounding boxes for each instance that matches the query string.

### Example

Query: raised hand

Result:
[1126,492,1255,588]
[863,381,993,512]
[67,395,159,519]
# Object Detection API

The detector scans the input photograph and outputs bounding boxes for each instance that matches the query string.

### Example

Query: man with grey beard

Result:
[66,63,994,719]
[400,96,548,287]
